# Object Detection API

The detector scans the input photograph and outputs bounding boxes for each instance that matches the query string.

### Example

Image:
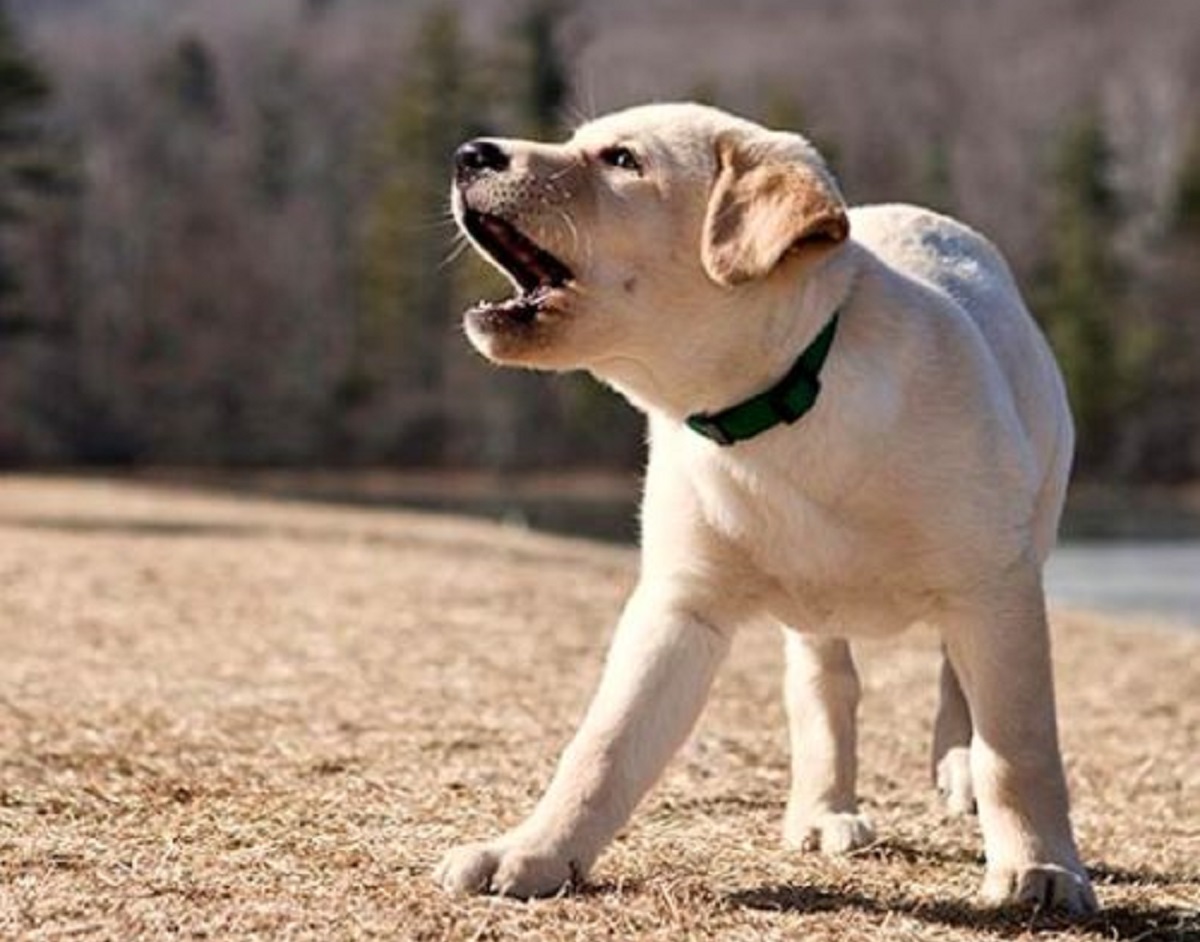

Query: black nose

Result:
[455,139,510,177]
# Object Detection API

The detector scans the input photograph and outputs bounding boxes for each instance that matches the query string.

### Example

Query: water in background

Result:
[1045,543,1200,626]
[382,488,1200,629]
[201,473,1200,630]
[1047,494,1200,628]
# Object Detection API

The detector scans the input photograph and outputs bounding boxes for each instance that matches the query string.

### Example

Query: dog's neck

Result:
[590,247,859,427]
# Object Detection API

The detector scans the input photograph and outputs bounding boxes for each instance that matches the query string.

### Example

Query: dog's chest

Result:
[688,454,934,634]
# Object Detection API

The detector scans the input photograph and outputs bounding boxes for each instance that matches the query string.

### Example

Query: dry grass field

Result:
[0,476,1197,941]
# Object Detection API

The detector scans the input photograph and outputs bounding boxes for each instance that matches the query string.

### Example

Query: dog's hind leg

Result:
[781,631,875,854]
[932,647,977,815]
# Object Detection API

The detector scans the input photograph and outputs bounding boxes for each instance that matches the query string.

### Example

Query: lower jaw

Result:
[465,308,550,364]
[467,315,593,376]
[465,300,545,336]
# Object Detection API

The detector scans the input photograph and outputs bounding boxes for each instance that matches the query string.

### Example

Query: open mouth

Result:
[462,210,573,325]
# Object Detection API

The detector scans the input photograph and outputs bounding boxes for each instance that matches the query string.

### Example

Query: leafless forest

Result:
[2,0,1198,479]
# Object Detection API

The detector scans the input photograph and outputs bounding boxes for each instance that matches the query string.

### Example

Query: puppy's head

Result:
[451,103,848,373]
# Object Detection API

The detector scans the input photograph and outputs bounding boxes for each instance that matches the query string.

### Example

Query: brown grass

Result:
[0,475,1197,941]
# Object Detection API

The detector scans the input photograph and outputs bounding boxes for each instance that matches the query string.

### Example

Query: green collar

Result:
[685,313,840,446]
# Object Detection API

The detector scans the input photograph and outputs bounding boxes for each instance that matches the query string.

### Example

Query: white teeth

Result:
[467,284,558,323]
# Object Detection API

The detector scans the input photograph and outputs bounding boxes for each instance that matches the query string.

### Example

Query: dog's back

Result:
[849,204,1074,560]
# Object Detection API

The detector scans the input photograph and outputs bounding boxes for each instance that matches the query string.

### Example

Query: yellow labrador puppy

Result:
[437,103,1096,914]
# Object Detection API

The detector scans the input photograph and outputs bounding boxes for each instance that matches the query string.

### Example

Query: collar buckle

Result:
[685,414,734,446]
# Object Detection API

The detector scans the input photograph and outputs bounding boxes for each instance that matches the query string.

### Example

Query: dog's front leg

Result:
[942,568,1097,914]
[436,582,733,897]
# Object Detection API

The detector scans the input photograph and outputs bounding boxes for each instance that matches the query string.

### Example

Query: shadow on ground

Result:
[727,862,1200,941]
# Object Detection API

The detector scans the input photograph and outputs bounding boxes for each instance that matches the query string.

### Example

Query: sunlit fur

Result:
[442,103,1096,915]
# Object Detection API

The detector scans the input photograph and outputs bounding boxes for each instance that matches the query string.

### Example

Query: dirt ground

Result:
[0,476,1196,941]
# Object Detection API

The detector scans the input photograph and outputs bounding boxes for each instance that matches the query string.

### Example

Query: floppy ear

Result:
[701,132,850,287]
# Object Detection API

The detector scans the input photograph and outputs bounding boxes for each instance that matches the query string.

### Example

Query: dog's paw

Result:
[784,809,875,855]
[980,862,1098,915]
[435,839,579,898]
[935,745,976,816]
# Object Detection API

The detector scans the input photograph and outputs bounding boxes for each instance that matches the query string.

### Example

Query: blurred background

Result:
[1,0,1198,620]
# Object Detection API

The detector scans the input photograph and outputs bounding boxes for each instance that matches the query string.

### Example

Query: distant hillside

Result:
[4,0,1200,478]
[10,0,91,18]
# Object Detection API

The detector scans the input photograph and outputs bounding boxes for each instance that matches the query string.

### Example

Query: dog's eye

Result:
[598,146,642,173]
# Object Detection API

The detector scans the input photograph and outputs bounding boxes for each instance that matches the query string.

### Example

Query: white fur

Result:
[438,103,1096,914]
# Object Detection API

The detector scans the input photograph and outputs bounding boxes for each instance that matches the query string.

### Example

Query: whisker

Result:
[558,205,592,272]
[554,208,580,259]
[439,236,473,270]
[405,214,461,234]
